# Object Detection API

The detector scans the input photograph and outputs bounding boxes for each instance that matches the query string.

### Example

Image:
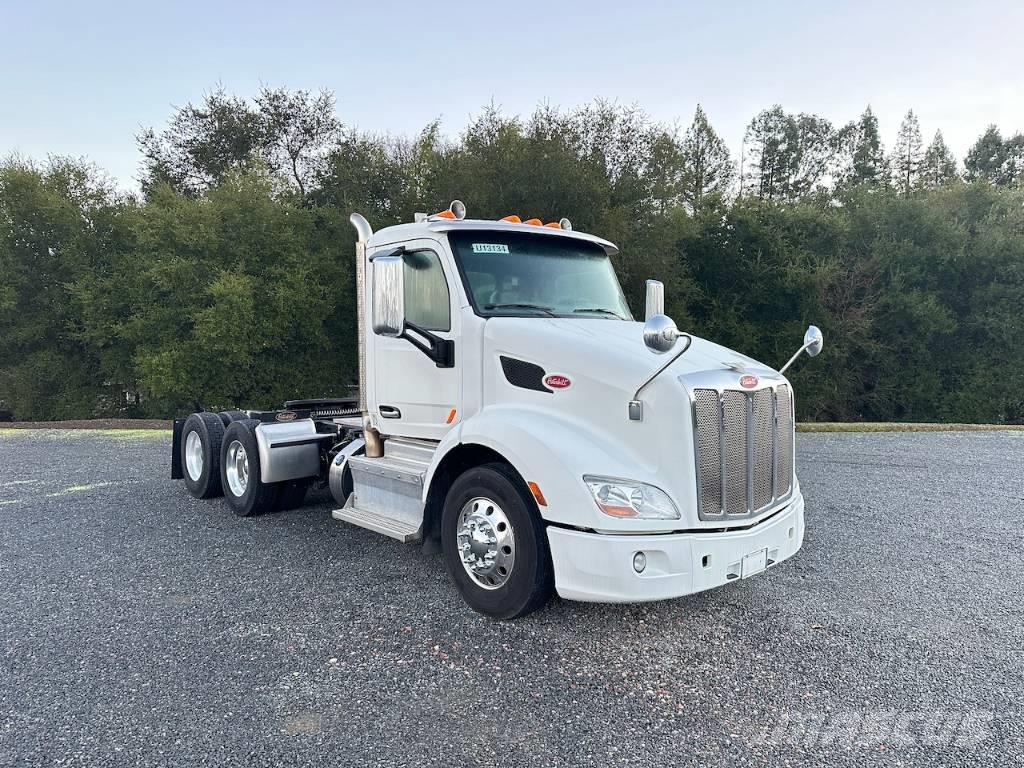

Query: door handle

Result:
[379,405,402,419]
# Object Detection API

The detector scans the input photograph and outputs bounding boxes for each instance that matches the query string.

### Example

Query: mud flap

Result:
[170,418,185,480]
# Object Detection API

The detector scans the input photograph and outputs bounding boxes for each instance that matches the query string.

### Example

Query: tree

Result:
[138,88,264,196]
[138,86,341,199]
[891,110,924,195]
[677,105,734,211]
[964,125,1005,183]
[837,106,888,188]
[0,157,123,418]
[921,130,958,188]
[965,126,1024,187]
[254,87,341,199]
[1003,134,1024,188]
[742,106,835,201]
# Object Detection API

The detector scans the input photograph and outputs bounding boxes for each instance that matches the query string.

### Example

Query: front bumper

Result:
[546,492,805,602]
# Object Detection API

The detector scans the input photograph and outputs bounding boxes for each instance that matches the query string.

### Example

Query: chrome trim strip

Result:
[745,394,754,514]
[718,391,727,515]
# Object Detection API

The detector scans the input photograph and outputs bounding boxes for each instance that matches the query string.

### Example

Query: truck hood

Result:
[485,317,776,390]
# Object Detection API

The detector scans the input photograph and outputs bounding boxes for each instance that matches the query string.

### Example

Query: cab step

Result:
[331,502,421,543]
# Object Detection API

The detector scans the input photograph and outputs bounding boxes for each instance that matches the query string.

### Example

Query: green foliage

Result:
[138,86,341,199]
[743,106,837,201]
[891,110,924,195]
[964,125,1024,188]
[921,130,958,188]
[2,92,1023,424]
[837,106,889,189]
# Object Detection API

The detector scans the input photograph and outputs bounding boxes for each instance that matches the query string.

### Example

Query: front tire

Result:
[220,419,279,517]
[441,463,554,620]
[180,412,225,499]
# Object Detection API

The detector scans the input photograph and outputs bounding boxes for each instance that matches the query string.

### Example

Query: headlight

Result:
[583,476,680,519]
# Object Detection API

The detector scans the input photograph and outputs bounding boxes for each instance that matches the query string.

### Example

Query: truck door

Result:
[370,239,461,440]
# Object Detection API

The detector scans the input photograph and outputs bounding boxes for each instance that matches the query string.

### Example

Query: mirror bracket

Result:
[401,322,455,368]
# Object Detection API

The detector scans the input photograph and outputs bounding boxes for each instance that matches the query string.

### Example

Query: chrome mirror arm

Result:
[779,342,811,375]
[779,325,824,374]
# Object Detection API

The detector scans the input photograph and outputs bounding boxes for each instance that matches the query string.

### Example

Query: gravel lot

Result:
[1,430,1021,766]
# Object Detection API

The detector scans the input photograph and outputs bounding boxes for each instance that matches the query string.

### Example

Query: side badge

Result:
[544,374,572,390]
[276,410,298,422]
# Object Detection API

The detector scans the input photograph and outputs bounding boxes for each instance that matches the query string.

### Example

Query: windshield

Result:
[448,231,633,320]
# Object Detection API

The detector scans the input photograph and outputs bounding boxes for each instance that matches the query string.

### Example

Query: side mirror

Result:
[779,324,825,373]
[804,324,823,357]
[643,314,682,354]
[372,253,405,337]
[644,280,665,321]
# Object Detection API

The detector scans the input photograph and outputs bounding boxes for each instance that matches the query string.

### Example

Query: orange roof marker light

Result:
[428,199,467,221]
[499,215,522,223]
[523,218,542,226]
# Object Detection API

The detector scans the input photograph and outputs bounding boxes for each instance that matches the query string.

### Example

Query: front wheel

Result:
[441,463,554,620]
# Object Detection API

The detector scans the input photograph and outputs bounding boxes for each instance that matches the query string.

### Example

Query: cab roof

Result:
[367,218,619,256]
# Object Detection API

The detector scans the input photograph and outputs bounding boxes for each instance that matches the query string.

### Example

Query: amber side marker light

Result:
[528,481,548,507]
[445,408,457,424]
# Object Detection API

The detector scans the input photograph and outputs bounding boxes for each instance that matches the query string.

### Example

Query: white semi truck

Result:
[171,201,824,619]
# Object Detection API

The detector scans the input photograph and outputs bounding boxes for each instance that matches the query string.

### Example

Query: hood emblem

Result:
[739,374,759,389]
[544,374,572,390]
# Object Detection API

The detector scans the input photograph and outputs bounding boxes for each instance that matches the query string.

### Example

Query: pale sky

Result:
[2,0,1021,189]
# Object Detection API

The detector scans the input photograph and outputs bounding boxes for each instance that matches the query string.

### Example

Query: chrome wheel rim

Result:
[456,496,515,590]
[225,440,249,497]
[184,431,204,481]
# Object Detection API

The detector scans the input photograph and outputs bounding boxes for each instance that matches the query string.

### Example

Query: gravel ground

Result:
[0,429,1021,767]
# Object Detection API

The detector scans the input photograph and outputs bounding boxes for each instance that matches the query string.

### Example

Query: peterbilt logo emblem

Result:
[276,410,298,422]
[739,374,759,389]
[544,374,572,390]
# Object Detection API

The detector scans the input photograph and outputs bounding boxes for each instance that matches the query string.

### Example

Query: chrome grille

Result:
[693,390,722,515]
[722,392,747,514]
[692,383,795,519]
[775,384,793,496]
[751,388,775,511]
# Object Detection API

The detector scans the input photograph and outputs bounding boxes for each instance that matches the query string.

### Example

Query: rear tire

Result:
[441,462,554,620]
[180,412,225,499]
[217,410,247,427]
[220,419,279,517]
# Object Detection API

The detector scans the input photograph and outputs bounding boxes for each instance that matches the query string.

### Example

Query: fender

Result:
[423,404,673,533]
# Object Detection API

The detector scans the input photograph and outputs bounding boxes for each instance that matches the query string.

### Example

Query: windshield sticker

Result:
[472,243,510,254]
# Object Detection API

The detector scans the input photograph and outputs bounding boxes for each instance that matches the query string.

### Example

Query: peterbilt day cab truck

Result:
[171,200,824,620]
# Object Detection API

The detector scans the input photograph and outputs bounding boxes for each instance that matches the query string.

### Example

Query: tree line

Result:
[1,87,1022,423]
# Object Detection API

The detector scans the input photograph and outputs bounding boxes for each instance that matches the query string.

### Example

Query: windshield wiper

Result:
[573,307,626,320]
[484,303,557,316]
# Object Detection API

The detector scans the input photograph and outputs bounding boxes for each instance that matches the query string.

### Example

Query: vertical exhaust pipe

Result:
[645,279,665,321]
[349,213,383,457]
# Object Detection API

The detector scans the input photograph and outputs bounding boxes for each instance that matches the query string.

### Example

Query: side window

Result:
[403,249,450,332]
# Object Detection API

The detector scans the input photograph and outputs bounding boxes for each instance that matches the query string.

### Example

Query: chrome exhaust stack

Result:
[349,212,384,457]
